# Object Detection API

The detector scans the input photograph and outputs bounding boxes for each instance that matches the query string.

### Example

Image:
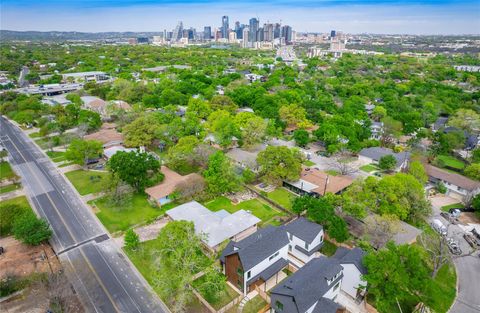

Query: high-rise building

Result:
[281,25,293,44]
[242,27,250,48]
[234,21,242,39]
[249,18,259,43]
[173,21,184,41]
[274,23,281,39]
[204,26,212,40]
[228,31,237,43]
[257,27,264,42]
[330,30,336,38]
[263,23,274,42]
[221,15,229,39]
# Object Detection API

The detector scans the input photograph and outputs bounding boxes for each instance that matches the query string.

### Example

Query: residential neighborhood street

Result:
[429,195,480,313]
[0,117,169,313]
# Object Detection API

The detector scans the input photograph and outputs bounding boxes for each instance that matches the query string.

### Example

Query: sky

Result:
[1,0,479,34]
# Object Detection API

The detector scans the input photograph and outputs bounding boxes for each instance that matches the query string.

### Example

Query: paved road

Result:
[0,117,168,313]
[429,197,480,313]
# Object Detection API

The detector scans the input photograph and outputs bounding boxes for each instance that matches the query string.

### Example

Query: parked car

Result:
[449,208,461,218]
[464,233,479,248]
[431,219,448,236]
[440,212,458,224]
[447,239,462,255]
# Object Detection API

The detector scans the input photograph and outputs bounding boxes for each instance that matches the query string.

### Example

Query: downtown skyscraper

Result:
[221,15,229,39]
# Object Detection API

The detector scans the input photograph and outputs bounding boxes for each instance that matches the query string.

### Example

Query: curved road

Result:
[0,117,169,313]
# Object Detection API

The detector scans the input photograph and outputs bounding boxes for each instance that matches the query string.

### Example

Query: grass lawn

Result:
[46,151,66,163]
[423,264,457,313]
[325,170,340,176]
[0,195,31,209]
[243,296,268,313]
[303,160,316,166]
[59,161,76,168]
[267,188,296,210]
[360,164,379,173]
[125,237,212,305]
[204,196,286,226]
[192,275,239,310]
[320,239,338,256]
[441,203,465,212]
[28,132,42,138]
[435,155,466,171]
[0,183,21,194]
[65,170,109,195]
[91,193,165,233]
[0,161,17,181]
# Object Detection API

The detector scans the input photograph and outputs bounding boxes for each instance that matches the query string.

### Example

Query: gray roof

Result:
[167,201,260,247]
[312,298,342,313]
[246,258,288,286]
[433,117,448,130]
[332,247,367,275]
[359,147,410,167]
[285,217,323,244]
[270,257,343,313]
[220,226,289,271]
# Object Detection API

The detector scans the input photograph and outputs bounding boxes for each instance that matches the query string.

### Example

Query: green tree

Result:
[448,109,480,133]
[167,136,200,174]
[78,110,101,131]
[65,139,103,168]
[408,160,428,184]
[256,146,302,185]
[378,155,397,171]
[234,113,267,148]
[464,163,480,181]
[0,204,30,236]
[371,106,387,121]
[279,103,312,129]
[293,129,310,148]
[471,194,480,212]
[363,242,431,313]
[123,115,161,147]
[108,151,160,192]
[207,110,240,148]
[203,151,240,195]
[306,196,349,242]
[210,95,238,113]
[187,98,211,120]
[153,221,216,312]
[124,229,140,251]
[291,196,312,217]
[12,213,52,245]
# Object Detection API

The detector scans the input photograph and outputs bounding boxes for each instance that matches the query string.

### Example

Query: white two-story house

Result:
[220,218,325,295]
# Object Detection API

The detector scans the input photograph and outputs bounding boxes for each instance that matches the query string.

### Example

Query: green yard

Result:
[325,170,340,176]
[0,183,21,194]
[46,150,66,163]
[360,164,379,173]
[242,296,268,313]
[303,160,316,166]
[192,275,240,310]
[204,196,286,226]
[28,132,42,138]
[0,161,17,181]
[435,155,466,171]
[91,193,166,233]
[65,170,109,195]
[441,203,465,212]
[267,188,296,210]
[0,195,31,209]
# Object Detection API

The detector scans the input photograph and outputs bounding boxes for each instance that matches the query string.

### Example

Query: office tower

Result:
[274,23,281,39]
[137,37,149,44]
[249,18,259,43]
[263,23,274,42]
[222,15,229,39]
[204,26,212,40]
[257,27,264,42]
[242,27,250,48]
[331,30,336,38]
[281,25,293,44]
[228,31,237,43]
[234,21,242,39]
[173,21,184,41]
[166,31,173,40]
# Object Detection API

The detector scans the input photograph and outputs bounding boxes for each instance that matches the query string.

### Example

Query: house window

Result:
[269,251,279,261]
[333,281,340,292]
[305,242,309,250]
[275,301,284,311]
[247,271,251,279]
[288,245,292,252]
[320,235,323,242]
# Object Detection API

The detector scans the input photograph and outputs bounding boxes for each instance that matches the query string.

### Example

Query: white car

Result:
[431,219,447,236]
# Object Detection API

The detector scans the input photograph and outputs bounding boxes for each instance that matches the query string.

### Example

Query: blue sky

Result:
[1,0,479,34]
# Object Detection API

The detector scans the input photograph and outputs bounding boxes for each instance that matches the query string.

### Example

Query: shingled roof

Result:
[284,217,323,244]
[332,247,367,275]
[425,164,480,191]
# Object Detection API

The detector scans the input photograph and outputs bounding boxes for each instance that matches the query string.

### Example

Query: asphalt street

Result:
[430,199,480,313]
[0,116,169,313]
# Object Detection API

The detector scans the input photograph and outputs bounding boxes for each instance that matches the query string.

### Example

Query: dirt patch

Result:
[114,217,169,247]
[458,212,480,225]
[0,236,60,279]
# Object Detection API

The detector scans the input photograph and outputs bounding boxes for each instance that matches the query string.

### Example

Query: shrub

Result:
[12,213,52,245]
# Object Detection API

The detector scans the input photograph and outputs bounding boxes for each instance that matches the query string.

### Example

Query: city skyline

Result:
[1,0,479,34]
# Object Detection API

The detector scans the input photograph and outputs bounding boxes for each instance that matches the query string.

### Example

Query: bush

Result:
[437,182,447,194]
[0,204,29,236]
[124,229,140,251]
[12,213,52,245]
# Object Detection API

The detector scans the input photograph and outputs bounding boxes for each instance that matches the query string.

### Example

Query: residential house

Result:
[41,94,72,106]
[226,146,265,172]
[364,103,375,115]
[62,71,110,82]
[81,96,107,116]
[103,145,136,160]
[431,116,448,132]
[369,122,384,140]
[166,201,260,251]
[204,133,239,149]
[283,168,353,197]
[84,123,124,148]
[425,164,480,201]
[270,257,345,313]
[145,166,202,206]
[331,248,367,300]
[358,147,410,171]
[220,217,325,295]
